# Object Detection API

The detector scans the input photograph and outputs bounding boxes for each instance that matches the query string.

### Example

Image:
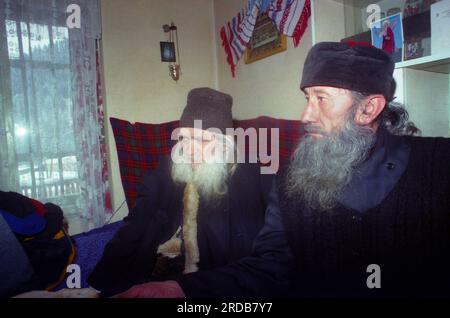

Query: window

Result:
[4,19,81,214]
[0,0,110,228]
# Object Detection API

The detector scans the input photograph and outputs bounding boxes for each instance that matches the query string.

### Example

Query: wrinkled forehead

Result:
[302,86,351,97]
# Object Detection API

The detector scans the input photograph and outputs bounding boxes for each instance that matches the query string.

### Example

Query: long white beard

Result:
[169,147,231,274]
[285,116,376,211]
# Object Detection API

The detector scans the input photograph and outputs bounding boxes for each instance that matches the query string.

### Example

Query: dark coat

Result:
[88,156,274,296]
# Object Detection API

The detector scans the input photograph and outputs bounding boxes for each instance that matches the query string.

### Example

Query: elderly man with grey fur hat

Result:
[88,87,281,297]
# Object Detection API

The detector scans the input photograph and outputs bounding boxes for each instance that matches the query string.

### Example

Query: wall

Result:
[312,0,346,43]
[404,69,450,137]
[213,0,312,121]
[100,0,217,224]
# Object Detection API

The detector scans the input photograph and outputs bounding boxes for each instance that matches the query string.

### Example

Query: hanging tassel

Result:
[292,0,311,47]
[182,182,200,273]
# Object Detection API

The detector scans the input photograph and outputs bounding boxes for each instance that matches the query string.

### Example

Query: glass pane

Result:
[52,26,70,64]
[5,19,19,59]
[28,22,51,62]
[18,161,32,195]
[36,156,58,198]
[56,68,75,153]
[62,155,79,181]
[10,67,30,155]
[32,67,56,155]
[20,22,30,59]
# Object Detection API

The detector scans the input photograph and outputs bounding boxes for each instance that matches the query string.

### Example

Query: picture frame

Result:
[244,13,287,64]
[404,37,424,60]
[404,0,423,17]
[160,41,176,62]
[370,13,404,63]
[387,7,401,17]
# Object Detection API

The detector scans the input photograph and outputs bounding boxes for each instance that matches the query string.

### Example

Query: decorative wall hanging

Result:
[220,0,311,77]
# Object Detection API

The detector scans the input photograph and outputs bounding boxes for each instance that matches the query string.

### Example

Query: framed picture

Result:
[387,7,401,17]
[370,13,404,63]
[404,37,424,60]
[403,0,422,17]
[160,42,176,62]
[244,13,287,64]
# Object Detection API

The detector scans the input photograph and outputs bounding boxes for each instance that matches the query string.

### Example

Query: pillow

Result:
[110,116,301,210]
[110,118,179,209]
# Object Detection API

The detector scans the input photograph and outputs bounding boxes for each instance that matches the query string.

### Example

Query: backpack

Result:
[0,191,75,291]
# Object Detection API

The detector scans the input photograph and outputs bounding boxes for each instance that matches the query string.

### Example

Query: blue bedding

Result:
[56,221,123,289]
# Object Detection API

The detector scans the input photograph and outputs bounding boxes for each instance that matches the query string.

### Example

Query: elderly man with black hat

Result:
[87,87,278,297]
[110,42,450,298]
[279,41,450,297]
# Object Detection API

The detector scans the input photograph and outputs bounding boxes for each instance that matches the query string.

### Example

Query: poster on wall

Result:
[371,12,404,63]
[360,0,405,32]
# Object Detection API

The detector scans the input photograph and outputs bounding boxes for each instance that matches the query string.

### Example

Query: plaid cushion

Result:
[110,118,179,209]
[110,116,301,210]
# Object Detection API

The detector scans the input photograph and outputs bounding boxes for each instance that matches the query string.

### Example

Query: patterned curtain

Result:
[0,0,111,229]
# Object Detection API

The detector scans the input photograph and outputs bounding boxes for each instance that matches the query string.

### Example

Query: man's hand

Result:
[112,280,186,298]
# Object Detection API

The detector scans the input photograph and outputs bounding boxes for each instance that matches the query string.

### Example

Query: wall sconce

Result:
[160,22,181,82]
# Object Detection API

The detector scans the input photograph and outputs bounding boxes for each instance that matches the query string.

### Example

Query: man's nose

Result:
[300,101,318,124]
[182,139,197,156]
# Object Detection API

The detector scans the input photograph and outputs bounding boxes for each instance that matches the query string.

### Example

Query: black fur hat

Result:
[300,41,396,101]
[180,87,233,135]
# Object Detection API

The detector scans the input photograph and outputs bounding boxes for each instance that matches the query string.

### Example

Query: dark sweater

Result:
[280,134,450,297]
[88,156,274,296]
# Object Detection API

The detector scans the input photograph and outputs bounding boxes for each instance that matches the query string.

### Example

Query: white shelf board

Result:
[395,52,450,74]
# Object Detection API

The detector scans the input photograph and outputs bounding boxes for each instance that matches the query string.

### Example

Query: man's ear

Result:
[354,95,386,126]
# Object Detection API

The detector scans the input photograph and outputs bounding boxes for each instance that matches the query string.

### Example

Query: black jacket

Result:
[88,156,274,296]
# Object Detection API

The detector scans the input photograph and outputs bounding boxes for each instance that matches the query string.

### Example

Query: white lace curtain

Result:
[0,0,111,228]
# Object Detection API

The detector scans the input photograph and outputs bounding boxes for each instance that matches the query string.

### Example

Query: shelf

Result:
[339,6,449,74]
[342,10,431,42]
[395,52,450,74]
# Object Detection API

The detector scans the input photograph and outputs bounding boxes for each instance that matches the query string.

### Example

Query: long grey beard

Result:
[171,160,229,202]
[285,117,376,211]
